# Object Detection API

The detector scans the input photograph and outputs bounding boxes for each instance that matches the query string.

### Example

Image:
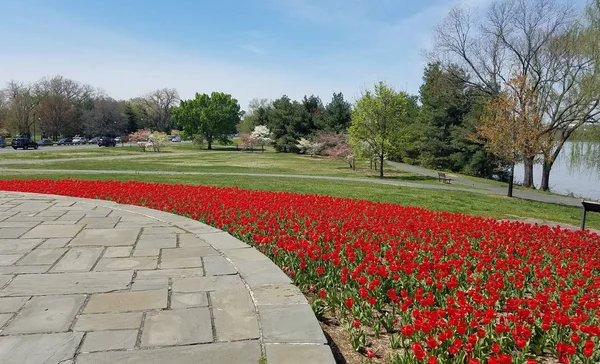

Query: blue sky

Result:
[0,0,587,109]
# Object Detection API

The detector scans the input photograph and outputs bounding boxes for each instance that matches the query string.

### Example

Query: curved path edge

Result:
[0,191,335,364]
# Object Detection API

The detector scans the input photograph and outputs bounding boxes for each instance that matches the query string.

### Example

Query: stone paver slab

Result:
[0,332,83,364]
[203,255,237,276]
[211,289,259,341]
[178,234,210,247]
[21,224,83,239]
[3,295,85,334]
[76,340,261,364]
[0,297,29,313]
[0,238,42,254]
[159,256,203,269]
[140,307,213,347]
[84,289,167,313]
[265,344,336,364]
[250,284,307,305]
[131,277,168,291]
[225,247,291,287]
[0,265,50,274]
[17,247,67,266]
[260,304,327,344]
[38,238,71,248]
[136,267,204,279]
[52,247,103,272]
[172,275,245,292]
[70,228,140,246]
[0,227,30,238]
[161,247,219,259]
[0,274,13,288]
[132,248,160,257]
[1,271,132,296]
[201,232,249,250]
[170,292,208,309]
[135,237,176,249]
[104,246,132,258]
[143,227,185,235]
[73,312,143,331]
[0,221,39,228]
[80,329,138,352]
[0,254,22,266]
[0,313,13,328]
[94,256,157,271]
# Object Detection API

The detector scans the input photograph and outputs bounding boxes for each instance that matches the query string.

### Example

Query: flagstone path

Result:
[0,191,335,364]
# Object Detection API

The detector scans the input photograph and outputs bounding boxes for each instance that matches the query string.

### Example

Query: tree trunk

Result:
[522,157,534,188]
[207,139,212,150]
[379,154,384,178]
[507,163,515,198]
[540,159,553,191]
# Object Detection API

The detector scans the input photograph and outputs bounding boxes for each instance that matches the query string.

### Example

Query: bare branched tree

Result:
[3,81,38,136]
[142,88,179,132]
[35,75,96,138]
[433,0,598,191]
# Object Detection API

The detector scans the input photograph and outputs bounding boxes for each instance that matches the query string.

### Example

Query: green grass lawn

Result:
[0,171,597,228]
[5,150,444,184]
[0,146,146,160]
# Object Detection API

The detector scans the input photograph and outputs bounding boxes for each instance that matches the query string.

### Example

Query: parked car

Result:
[79,137,87,144]
[11,138,38,150]
[89,137,100,144]
[37,139,54,146]
[72,137,81,144]
[0,139,6,148]
[171,136,181,142]
[98,137,116,147]
[57,138,73,145]
[114,137,122,143]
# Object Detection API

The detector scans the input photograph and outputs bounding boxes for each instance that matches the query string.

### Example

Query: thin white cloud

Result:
[240,44,266,56]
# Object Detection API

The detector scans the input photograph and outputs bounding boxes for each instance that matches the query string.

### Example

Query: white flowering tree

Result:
[250,125,272,152]
[296,138,323,157]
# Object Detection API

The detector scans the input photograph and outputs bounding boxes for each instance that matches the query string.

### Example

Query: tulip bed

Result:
[1,179,599,364]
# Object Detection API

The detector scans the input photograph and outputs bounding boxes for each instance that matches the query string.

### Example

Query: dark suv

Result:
[11,138,38,150]
[98,137,116,147]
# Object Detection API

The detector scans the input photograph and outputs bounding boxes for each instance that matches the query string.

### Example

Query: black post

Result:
[581,206,587,231]
[508,163,515,198]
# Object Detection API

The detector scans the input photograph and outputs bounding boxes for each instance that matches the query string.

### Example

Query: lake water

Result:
[514,142,600,201]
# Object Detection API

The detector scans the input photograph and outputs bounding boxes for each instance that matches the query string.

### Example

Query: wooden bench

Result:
[581,200,600,230]
[438,172,452,184]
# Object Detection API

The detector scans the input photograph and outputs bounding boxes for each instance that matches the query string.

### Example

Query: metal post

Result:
[581,206,587,231]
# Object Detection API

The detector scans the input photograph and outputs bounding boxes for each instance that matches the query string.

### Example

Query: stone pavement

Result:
[0,192,335,364]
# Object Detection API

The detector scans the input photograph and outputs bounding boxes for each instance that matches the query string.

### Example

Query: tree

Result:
[534,0,600,191]
[302,95,324,133]
[141,88,179,132]
[172,92,241,150]
[239,132,260,152]
[35,75,95,138]
[266,96,310,153]
[238,98,271,133]
[250,125,272,152]
[36,94,74,140]
[318,93,352,132]
[3,81,37,136]
[433,0,576,188]
[83,97,127,138]
[349,82,409,178]
[318,132,355,169]
[474,74,543,197]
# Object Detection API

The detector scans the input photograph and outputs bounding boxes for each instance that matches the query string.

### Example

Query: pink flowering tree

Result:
[317,132,355,169]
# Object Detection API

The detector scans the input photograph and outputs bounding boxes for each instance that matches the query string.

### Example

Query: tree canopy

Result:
[349,82,409,178]
[173,92,241,150]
